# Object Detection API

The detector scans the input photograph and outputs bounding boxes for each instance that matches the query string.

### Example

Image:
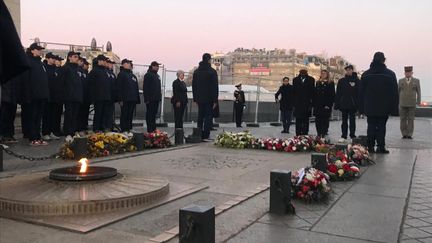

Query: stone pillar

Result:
[4,0,21,37]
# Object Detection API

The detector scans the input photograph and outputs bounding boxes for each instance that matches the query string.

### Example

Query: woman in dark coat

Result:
[313,70,335,137]
[275,77,294,133]
[171,70,188,129]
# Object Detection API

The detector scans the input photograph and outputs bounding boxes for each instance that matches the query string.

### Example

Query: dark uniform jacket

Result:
[88,64,111,102]
[313,81,335,117]
[78,67,90,104]
[275,84,293,111]
[143,69,161,103]
[292,74,315,117]
[335,73,360,111]
[117,68,140,103]
[58,62,83,103]
[44,62,62,103]
[192,62,219,103]
[20,54,49,103]
[171,78,188,105]
[234,90,245,105]
[107,69,118,102]
[359,62,399,117]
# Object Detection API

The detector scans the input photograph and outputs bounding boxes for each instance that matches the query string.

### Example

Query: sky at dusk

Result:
[20,0,432,98]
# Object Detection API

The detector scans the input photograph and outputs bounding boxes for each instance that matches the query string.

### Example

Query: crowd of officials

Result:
[262,51,420,154]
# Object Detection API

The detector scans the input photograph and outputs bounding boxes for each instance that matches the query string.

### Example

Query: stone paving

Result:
[400,150,432,243]
[0,117,431,243]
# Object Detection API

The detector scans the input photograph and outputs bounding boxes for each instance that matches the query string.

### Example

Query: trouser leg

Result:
[376,116,388,149]
[341,110,348,138]
[407,107,415,136]
[349,111,356,137]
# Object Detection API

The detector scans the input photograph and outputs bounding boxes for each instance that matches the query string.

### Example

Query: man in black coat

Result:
[143,61,162,133]
[192,53,219,140]
[234,83,245,128]
[20,43,50,146]
[88,54,112,132]
[41,52,63,140]
[275,77,294,133]
[335,65,359,140]
[117,59,140,133]
[292,69,315,136]
[171,70,188,129]
[359,52,399,153]
[77,57,90,133]
[59,51,83,141]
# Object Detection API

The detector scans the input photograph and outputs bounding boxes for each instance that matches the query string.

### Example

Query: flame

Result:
[78,158,88,173]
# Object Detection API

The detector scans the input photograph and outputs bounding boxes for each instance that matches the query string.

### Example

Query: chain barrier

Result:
[1,144,59,161]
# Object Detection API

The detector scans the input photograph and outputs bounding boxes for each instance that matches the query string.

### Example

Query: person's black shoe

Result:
[376,148,390,154]
[368,147,375,153]
[350,135,357,139]
[281,130,288,133]
[402,136,407,139]
[407,136,413,139]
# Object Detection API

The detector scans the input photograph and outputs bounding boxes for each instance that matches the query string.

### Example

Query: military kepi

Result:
[404,66,413,72]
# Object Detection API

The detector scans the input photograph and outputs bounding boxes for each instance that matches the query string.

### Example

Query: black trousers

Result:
[104,102,115,131]
[42,102,63,136]
[0,102,17,138]
[63,102,80,136]
[93,101,111,132]
[234,103,244,127]
[20,103,31,138]
[120,102,136,132]
[146,101,159,133]
[281,109,292,132]
[28,100,45,141]
[341,110,356,138]
[197,102,213,139]
[315,115,330,137]
[295,116,310,136]
[367,116,388,149]
[77,103,90,132]
[173,103,186,129]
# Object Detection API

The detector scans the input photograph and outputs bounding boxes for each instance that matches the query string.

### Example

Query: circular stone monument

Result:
[0,172,169,216]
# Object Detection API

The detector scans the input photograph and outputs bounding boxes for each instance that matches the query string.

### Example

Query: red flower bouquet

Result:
[291,167,331,203]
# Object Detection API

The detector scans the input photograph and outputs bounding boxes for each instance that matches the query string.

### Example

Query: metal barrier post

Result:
[179,205,215,243]
[247,77,260,127]
[270,170,294,214]
[0,145,4,172]
[157,66,168,127]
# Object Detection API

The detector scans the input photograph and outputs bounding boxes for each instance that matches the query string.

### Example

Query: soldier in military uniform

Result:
[233,83,245,128]
[77,57,90,133]
[399,66,421,139]
[105,59,117,131]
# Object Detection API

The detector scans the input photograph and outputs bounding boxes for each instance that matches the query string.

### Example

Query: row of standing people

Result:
[235,52,409,154]
[0,42,141,145]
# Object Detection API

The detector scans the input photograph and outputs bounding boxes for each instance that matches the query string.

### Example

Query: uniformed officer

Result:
[117,59,140,134]
[399,66,421,139]
[77,57,91,133]
[88,54,111,132]
[59,51,83,142]
[42,52,63,140]
[233,83,245,128]
[105,59,117,131]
